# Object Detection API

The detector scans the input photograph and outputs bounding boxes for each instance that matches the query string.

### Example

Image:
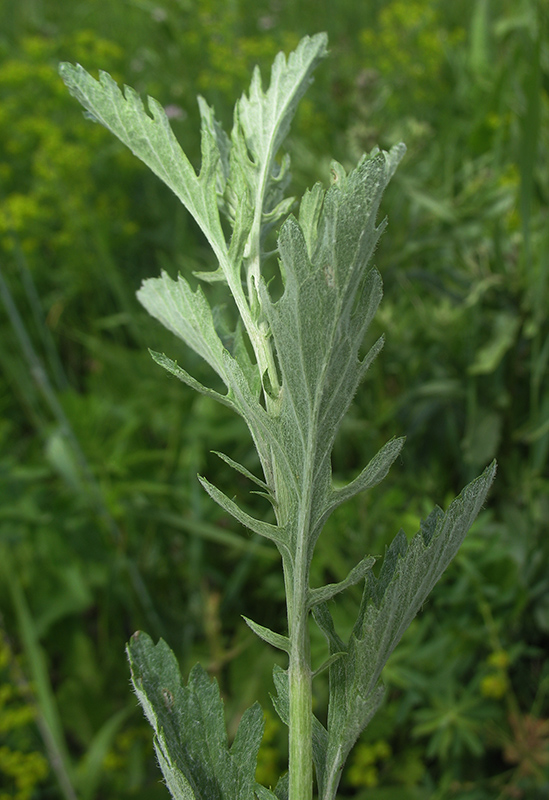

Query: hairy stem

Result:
[289,646,313,800]
[285,445,317,800]
[287,556,313,800]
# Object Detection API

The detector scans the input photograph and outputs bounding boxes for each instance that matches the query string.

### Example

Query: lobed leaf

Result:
[258,147,406,557]
[234,33,329,231]
[313,460,497,800]
[127,632,264,800]
[139,276,285,481]
[137,272,233,381]
[58,63,229,266]
[237,34,328,173]
[353,460,497,696]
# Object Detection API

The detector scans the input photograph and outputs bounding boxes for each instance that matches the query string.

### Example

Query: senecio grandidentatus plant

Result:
[60,33,496,800]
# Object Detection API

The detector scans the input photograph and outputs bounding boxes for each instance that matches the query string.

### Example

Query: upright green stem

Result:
[285,456,315,800]
[287,559,313,800]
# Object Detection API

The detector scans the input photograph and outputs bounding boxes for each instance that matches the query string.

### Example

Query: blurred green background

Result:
[0,0,547,798]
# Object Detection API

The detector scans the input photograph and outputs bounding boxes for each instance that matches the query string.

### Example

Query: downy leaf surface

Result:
[127,632,264,800]
[58,62,229,268]
[257,145,406,554]
[313,460,497,800]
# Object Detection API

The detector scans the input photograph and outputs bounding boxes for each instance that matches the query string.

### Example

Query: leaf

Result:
[140,275,284,476]
[311,652,348,679]
[138,275,290,484]
[334,436,405,503]
[315,436,406,532]
[237,34,328,176]
[137,271,233,383]
[148,350,234,409]
[353,460,497,695]
[307,555,376,608]
[127,632,264,800]
[233,34,329,232]
[313,460,497,800]
[197,475,288,552]
[242,617,290,653]
[212,451,269,490]
[58,63,229,266]
[258,146,406,557]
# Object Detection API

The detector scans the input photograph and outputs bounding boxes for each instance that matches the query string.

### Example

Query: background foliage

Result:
[0,1,547,798]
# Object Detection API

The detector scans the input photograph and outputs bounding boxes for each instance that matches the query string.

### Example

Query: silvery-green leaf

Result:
[127,632,264,800]
[58,64,229,268]
[233,34,328,231]
[237,34,327,168]
[259,147,406,555]
[197,475,288,552]
[149,350,235,409]
[352,460,497,697]
[137,272,230,379]
[212,451,268,490]
[242,617,290,653]
[138,275,272,445]
[307,555,376,608]
[313,460,497,800]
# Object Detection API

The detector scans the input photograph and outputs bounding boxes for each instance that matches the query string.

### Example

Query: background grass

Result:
[0,1,548,798]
